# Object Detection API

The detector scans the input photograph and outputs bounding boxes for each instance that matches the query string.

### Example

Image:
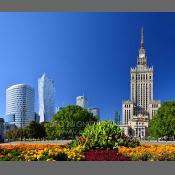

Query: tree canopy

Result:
[46,105,98,139]
[149,101,175,138]
[5,121,46,140]
[27,121,46,139]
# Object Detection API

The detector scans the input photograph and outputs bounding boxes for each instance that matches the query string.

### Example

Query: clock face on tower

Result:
[140,53,145,58]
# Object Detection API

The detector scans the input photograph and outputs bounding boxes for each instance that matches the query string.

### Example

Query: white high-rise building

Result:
[38,73,55,122]
[76,96,88,109]
[6,84,35,128]
[121,28,161,138]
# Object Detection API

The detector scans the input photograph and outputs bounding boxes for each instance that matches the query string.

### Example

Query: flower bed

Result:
[118,144,175,161]
[0,144,175,161]
[85,149,131,161]
[0,144,85,161]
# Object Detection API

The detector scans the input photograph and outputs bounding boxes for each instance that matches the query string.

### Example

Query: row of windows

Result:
[124,104,132,108]
[152,104,159,108]
[124,110,131,124]
[132,74,152,80]
[135,129,145,137]
[136,122,144,125]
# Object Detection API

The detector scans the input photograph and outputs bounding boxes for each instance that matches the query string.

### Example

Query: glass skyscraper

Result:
[6,84,35,128]
[38,73,55,122]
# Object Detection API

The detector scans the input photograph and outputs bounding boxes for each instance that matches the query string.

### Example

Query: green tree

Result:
[149,101,175,138]
[6,129,18,141]
[6,130,13,140]
[27,121,46,139]
[44,122,62,140]
[40,122,47,138]
[50,105,98,139]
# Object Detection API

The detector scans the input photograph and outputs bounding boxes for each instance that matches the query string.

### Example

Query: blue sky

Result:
[0,12,175,122]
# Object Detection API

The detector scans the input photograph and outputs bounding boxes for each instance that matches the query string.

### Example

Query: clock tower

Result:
[121,28,161,138]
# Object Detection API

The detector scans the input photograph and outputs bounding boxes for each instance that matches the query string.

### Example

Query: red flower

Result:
[85,149,131,161]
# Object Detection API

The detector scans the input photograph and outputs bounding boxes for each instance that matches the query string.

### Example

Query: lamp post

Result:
[20,109,25,141]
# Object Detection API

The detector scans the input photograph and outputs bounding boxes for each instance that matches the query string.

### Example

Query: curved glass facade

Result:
[6,84,35,128]
[38,74,55,122]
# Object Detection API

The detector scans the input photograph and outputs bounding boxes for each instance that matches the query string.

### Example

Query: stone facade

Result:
[121,28,161,138]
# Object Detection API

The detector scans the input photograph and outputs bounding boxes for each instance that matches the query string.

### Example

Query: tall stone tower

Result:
[121,28,161,138]
[130,27,153,116]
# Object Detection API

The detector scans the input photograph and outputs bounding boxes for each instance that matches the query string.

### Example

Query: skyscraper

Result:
[38,73,55,122]
[121,28,161,138]
[76,96,88,109]
[6,84,35,128]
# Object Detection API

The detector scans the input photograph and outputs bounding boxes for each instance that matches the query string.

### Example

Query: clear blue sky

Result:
[0,12,175,122]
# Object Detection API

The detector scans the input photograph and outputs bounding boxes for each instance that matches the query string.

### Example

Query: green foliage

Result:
[79,120,140,150]
[5,121,46,140]
[44,122,64,140]
[49,105,98,139]
[138,153,153,161]
[81,120,123,149]
[6,129,19,140]
[149,101,175,138]
[66,140,79,149]
[27,121,46,139]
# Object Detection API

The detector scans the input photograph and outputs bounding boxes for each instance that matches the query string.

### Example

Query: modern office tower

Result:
[76,96,88,109]
[88,107,100,119]
[121,28,161,138]
[38,73,55,122]
[6,84,35,128]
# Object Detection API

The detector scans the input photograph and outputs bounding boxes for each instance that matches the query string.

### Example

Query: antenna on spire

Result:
[141,27,144,48]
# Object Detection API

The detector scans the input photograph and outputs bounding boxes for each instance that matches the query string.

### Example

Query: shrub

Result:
[66,139,79,149]
[79,120,140,150]
[114,135,140,148]
[84,149,131,161]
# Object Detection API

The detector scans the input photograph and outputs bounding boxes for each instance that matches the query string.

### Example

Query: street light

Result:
[20,109,25,141]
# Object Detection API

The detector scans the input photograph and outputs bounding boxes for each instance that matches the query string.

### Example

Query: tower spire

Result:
[137,27,147,66]
[141,27,144,48]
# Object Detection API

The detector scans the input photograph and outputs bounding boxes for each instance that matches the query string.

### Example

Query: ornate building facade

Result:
[121,28,161,138]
